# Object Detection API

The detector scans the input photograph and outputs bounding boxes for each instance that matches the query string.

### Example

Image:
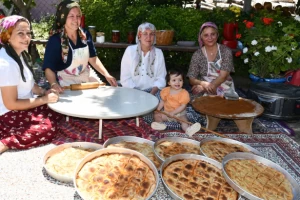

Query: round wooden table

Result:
[192,96,264,134]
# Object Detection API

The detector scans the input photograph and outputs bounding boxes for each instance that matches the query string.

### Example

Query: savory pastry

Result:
[163,159,238,200]
[76,153,156,200]
[155,141,200,160]
[200,140,250,162]
[225,159,293,200]
[46,147,94,179]
[107,141,161,169]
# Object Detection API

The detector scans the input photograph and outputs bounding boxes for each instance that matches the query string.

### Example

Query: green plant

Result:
[240,10,300,78]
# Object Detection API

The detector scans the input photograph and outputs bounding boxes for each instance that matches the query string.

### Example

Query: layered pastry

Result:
[225,159,293,200]
[155,141,200,160]
[46,147,94,179]
[107,141,161,169]
[76,153,156,200]
[163,159,238,200]
[201,140,250,162]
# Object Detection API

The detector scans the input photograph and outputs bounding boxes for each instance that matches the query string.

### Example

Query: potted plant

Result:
[239,10,300,81]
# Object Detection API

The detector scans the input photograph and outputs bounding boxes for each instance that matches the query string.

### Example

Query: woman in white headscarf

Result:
[120,22,167,95]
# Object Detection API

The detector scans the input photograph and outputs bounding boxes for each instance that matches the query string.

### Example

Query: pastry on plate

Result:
[225,159,293,200]
[76,153,156,200]
[45,147,94,179]
[107,141,161,169]
[163,159,238,200]
[201,140,250,162]
[155,141,200,160]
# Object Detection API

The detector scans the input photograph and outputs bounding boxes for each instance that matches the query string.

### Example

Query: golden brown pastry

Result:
[107,141,161,169]
[76,153,156,200]
[46,147,94,179]
[225,159,293,200]
[155,141,200,160]
[163,159,238,200]
[201,140,251,162]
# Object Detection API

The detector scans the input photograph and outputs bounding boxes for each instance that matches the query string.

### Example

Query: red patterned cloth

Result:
[0,105,63,149]
[53,117,162,145]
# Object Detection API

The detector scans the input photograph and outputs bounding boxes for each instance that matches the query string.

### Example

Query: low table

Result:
[48,86,159,138]
[192,96,264,134]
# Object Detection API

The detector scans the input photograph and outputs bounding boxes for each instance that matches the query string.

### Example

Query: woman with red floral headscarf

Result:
[0,15,63,154]
[187,22,235,100]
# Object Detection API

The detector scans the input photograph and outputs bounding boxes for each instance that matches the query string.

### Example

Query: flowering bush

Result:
[239,11,300,78]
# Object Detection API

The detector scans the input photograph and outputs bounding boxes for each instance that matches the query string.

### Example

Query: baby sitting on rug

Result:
[151,69,200,136]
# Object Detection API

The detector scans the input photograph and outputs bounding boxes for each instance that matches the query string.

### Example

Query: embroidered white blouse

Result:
[120,45,167,90]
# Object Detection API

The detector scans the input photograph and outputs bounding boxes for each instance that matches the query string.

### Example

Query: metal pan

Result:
[160,154,240,200]
[74,147,159,200]
[154,137,200,162]
[200,137,261,162]
[103,136,161,170]
[43,142,103,182]
[222,152,300,200]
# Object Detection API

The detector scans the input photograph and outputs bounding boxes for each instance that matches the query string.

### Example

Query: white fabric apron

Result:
[57,42,100,87]
[203,44,234,96]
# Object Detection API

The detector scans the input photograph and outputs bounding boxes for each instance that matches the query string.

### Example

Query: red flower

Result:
[245,21,254,29]
[236,33,241,39]
[235,51,242,57]
[243,20,247,23]
[0,15,5,19]
[262,17,274,25]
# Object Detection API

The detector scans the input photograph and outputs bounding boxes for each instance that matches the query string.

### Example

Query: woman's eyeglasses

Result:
[141,32,156,37]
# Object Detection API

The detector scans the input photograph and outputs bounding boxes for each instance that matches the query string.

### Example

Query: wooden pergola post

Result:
[243,0,252,12]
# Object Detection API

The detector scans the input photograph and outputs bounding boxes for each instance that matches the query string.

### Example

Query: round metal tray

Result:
[74,147,159,200]
[43,142,103,182]
[103,136,154,147]
[154,137,200,162]
[160,154,240,200]
[200,137,261,161]
[222,152,300,200]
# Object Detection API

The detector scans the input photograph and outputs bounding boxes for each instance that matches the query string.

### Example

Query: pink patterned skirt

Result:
[0,105,63,149]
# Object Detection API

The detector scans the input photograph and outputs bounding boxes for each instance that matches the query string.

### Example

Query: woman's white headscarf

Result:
[133,22,156,78]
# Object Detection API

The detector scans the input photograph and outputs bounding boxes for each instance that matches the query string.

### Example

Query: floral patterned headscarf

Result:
[133,22,156,78]
[50,0,86,63]
[198,22,218,47]
[0,15,33,82]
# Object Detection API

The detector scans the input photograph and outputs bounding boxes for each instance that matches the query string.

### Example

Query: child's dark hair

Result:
[166,69,185,83]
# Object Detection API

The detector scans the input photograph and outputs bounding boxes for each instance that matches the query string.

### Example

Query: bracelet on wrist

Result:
[50,82,57,88]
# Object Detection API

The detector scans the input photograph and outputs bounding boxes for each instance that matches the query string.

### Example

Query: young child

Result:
[151,69,200,135]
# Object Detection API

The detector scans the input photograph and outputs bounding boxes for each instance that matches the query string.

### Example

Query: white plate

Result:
[43,142,103,182]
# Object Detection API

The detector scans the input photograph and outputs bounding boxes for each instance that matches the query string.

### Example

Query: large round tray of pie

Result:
[161,154,240,200]
[43,142,103,182]
[200,137,262,162]
[74,147,159,200]
[222,152,300,200]
[103,136,161,169]
[154,137,201,162]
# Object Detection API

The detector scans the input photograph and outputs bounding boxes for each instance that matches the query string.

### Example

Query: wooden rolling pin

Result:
[63,82,106,90]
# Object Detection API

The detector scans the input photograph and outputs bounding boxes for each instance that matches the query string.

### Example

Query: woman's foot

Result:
[185,123,201,137]
[151,122,167,130]
[0,142,9,154]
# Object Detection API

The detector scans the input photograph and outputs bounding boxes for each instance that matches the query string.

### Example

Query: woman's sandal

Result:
[151,122,167,131]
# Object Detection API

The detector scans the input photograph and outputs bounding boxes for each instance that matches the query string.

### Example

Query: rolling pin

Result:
[63,82,106,90]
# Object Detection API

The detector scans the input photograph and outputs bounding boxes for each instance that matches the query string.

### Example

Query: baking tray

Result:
[200,137,262,161]
[74,147,159,200]
[154,137,200,162]
[161,154,240,200]
[222,152,300,200]
[43,142,103,182]
[104,136,162,170]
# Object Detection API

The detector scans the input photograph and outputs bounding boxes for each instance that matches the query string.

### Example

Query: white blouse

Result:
[120,45,167,90]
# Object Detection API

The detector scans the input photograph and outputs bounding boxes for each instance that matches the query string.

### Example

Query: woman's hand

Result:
[51,83,64,93]
[105,75,118,87]
[200,81,217,95]
[44,91,59,103]
[191,84,205,95]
